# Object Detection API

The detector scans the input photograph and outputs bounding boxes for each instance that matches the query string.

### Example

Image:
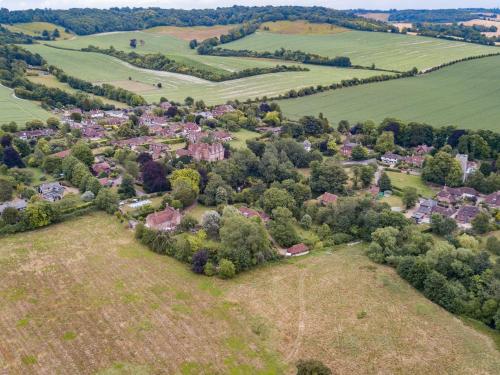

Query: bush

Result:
[192,249,208,274]
[204,262,216,276]
[218,259,236,279]
[486,236,500,255]
[296,359,332,375]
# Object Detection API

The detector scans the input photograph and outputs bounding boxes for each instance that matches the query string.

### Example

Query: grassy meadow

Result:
[278,54,500,130]
[385,171,437,198]
[23,44,382,105]
[0,84,51,124]
[0,212,499,373]
[4,22,73,40]
[224,29,497,72]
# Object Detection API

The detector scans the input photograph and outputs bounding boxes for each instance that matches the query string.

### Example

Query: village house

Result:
[484,191,500,208]
[381,153,404,165]
[212,130,233,143]
[238,206,270,223]
[52,149,71,159]
[82,125,106,140]
[414,144,434,155]
[15,129,55,140]
[286,243,309,257]
[145,206,182,231]
[455,205,481,225]
[412,199,438,223]
[317,192,338,206]
[92,162,111,176]
[212,104,235,117]
[176,142,225,162]
[182,123,202,137]
[149,143,170,160]
[340,142,358,158]
[38,182,65,201]
[403,155,425,168]
[436,187,479,206]
[431,205,456,218]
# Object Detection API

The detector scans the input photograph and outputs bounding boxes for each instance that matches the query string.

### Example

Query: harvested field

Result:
[461,19,500,37]
[357,12,390,22]
[0,213,284,374]
[228,247,500,374]
[1,213,499,374]
[260,20,349,34]
[144,24,239,40]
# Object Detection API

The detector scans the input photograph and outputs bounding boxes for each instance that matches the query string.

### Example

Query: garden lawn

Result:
[385,171,436,198]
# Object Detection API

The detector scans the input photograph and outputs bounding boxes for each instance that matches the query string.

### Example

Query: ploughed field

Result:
[0,212,499,374]
[277,54,500,130]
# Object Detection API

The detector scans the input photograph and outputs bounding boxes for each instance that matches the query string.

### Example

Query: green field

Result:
[0,213,498,373]
[225,30,497,72]
[4,22,73,40]
[278,54,500,130]
[0,84,51,125]
[23,44,382,105]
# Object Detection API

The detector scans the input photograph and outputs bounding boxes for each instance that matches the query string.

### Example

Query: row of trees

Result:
[368,226,500,331]
[48,64,146,106]
[81,45,307,82]
[198,46,353,68]
[0,44,120,110]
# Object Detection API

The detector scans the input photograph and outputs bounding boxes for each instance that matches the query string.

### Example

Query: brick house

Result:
[145,207,182,231]
[286,243,309,257]
[484,191,500,208]
[317,192,338,206]
[238,206,270,223]
[177,142,225,162]
[455,205,480,224]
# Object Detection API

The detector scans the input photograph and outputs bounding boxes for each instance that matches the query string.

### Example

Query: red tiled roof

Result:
[52,149,71,158]
[318,192,338,204]
[287,243,309,255]
[146,207,181,227]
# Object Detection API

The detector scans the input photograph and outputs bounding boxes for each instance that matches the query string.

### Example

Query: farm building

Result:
[286,243,309,257]
[145,207,182,232]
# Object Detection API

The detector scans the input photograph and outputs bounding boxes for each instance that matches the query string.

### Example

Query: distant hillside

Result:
[0,6,393,35]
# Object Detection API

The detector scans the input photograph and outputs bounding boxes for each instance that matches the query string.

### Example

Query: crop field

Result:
[278,54,500,130]
[1,212,499,374]
[259,20,349,34]
[23,44,383,105]
[144,24,239,41]
[224,29,497,72]
[0,84,51,125]
[3,22,73,40]
[27,72,128,108]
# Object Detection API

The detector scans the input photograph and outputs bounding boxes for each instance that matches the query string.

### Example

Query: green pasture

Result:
[224,30,497,72]
[3,22,73,40]
[0,84,51,125]
[23,44,383,105]
[277,54,500,130]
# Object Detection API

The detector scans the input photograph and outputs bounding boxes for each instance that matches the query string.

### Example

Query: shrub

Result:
[204,262,216,276]
[218,259,236,279]
[192,250,208,274]
[296,359,332,375]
